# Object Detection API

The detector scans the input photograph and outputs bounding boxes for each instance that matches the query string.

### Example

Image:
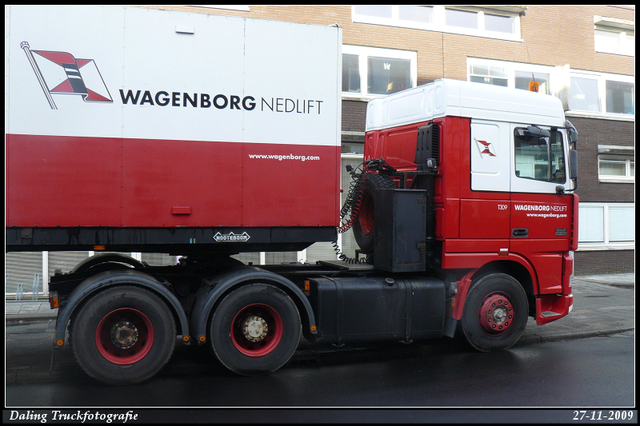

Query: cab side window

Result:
[514,127,565,183]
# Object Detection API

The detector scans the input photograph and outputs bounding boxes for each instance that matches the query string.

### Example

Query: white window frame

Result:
[577,203,635,251]
[467,58,552,93]
[466,59,634,121]
[342,45,417,100]
[594,15,634,57]
[352,5,523,42]
[568,70,634,119]
[597,145,634,183]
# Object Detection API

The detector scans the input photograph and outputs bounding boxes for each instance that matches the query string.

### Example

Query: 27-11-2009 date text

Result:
[573,411,635,421]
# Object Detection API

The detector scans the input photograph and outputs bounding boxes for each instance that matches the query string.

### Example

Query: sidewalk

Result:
[5,273,635,344]
[518,272,635,346]
[5,299,56,324]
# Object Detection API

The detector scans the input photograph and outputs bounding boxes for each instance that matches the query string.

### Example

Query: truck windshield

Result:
[514,127,565,183]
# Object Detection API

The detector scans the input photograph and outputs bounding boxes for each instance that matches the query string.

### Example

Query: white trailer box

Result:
[6,6,342,237]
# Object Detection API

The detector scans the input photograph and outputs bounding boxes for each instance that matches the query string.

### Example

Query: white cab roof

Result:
[365,78,566,132]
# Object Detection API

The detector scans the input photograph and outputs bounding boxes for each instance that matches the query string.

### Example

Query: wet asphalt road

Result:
[5,319,634,410]
[5,274,636,423]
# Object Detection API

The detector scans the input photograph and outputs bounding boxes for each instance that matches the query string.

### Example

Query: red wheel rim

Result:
[478,292,514,335]
[358,193,374,235]
[96,307,154,365]
[231,303,283,357]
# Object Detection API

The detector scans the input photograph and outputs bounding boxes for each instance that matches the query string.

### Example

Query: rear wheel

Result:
[461,273,528,352]
[209,283,301,376]
[353,173,396,253]
[71,286,176,385]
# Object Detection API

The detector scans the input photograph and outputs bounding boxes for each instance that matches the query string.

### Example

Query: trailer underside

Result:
[5,226,337,254]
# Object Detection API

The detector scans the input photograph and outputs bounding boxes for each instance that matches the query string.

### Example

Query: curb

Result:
[6,316,57,326]
[518,327,635,347]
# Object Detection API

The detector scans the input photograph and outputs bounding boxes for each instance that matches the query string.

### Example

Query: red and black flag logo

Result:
[22,41,113,109]
[474,137,497,157]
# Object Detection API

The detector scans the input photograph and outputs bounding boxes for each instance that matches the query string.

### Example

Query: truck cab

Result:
[357,79,578,341]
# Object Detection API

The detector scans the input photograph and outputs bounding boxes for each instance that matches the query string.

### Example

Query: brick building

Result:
[175,5,633,275]
[5,5,634,299]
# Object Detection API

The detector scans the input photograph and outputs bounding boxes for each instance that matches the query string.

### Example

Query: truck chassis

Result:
[46,249,530,385]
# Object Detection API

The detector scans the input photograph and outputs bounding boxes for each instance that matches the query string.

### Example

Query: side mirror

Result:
[568,128,578,144]
[565,120,578,145]
[569,149,578,180]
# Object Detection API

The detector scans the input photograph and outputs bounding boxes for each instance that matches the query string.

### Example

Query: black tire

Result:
[209,283,301,376]
[353,173,396,253]
[71,286,176,385]
[460,273,529,352]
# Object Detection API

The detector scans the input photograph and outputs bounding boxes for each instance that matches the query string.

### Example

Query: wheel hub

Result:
[241,315,268,342]
[110,320,139,349]
[478,293,514,334]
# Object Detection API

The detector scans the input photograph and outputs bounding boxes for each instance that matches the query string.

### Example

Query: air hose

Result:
[333,158,392,263]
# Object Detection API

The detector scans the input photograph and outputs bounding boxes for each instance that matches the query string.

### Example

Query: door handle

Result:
[512,228,529,237]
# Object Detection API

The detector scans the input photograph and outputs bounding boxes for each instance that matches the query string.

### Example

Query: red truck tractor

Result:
[6,6,578,385]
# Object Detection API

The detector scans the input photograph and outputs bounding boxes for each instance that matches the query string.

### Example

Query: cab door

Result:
[463,119,511,243]
[510,124,573,294]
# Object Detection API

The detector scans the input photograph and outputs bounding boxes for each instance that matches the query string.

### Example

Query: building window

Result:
[594,16,634,57]
[594,29,634,55]
[352,6,522,41]
[579,205,605,243]
[446,8,478,30]
[469,63,508,87]
[341,142,364,155]
[367,56,411,95]
[569,75,601,112]
[569,71,634,116]
[398,5,433,24]
[467,59,634,118]
[606,80,634,114]
[342,54,361,93]
[514,71,549,95]
[608,206,635,242]
[485,13,515,34]
[578,203,635,249]
[354,5,392,19]
[467,58,550,94]
[598,145,634,183]
[342,45,416,98]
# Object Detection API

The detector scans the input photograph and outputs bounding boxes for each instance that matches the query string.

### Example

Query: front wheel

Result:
[461,273,529,352]
[209,283,301,376]
[71,286,176,385]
